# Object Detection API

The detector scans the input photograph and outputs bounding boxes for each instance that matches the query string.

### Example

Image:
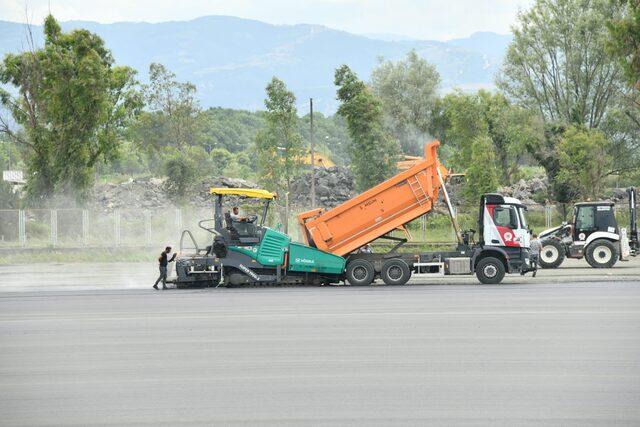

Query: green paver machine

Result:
[172,188,345,288]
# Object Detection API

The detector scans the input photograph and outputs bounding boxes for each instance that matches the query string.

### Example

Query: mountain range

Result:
[0,16,512,113]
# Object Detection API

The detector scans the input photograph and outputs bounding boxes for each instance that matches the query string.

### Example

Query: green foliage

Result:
[199,108,266,153]
[254,77,304,194]
[462,135,500,203]
[299,112,350,166]
[371,50,440,154]
[498,0,625,128]
[0,180,19,209]
[140,63,200,149]
[0,139,21,170]
[107,139,149,175]
[0,14,141,203]
[430,90,541,185]
[335,65,400,191]
[162,155,198,205]
[607,0,640,88]
[430,91,488,167]
[209,147,233,176]
[556,126,612,200]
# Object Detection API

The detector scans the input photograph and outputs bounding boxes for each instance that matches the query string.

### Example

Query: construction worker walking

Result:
[153,246,177,290]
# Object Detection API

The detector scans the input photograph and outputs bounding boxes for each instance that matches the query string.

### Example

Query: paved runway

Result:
[1,261,640,425]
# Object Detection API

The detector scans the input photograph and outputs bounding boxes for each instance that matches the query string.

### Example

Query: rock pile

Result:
[92,176,258,212]
[290,167,355,208]
[93,177,167,212]
[498,177,549,205]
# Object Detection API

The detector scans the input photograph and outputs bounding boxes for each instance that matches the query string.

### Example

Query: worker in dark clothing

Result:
[153,246,176,290]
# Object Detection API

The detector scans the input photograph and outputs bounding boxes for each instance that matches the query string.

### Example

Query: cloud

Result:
[0,0,534,40]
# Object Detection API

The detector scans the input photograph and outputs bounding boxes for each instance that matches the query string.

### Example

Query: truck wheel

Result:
[475,257,506,285]
[539,240,565,269]
[346,259,375,286]
[585,239,618,268]
[381,259,411,286]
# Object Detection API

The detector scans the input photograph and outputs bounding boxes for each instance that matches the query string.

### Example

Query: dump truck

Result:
[171,140,534,287]
[538,187,638,269]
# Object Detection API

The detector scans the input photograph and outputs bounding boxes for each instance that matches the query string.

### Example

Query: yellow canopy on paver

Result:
[209,188,276,200]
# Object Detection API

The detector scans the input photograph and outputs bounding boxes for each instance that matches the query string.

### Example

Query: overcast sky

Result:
[1,0,534,40]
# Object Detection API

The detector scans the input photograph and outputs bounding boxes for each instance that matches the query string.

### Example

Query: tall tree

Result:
[498,0,639,199]
[254,77,304,196]
[138,63,201,149]
[430,90,539,185]
[556,126,612,200]
[0,15,140,203]
[608,0,640,88]
[335,65,400,191]
[371,50,440,155]
[498,0,625,129]
[607,1,640,136]
[462,135,500,203]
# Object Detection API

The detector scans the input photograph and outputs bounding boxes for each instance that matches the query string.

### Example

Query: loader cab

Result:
[479,194,530,248]
[572,202,618,243]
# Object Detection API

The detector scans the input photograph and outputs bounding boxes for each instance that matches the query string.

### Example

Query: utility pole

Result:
[310,98,316,208]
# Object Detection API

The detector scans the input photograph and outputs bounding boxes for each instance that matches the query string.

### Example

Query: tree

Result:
[371,50,440,154]
[498,0,625,129]
[139,63,201,149]
[607,1,640,151]
[335,65,400,191]
[556,126,612,200]
[163,155,198,205]
[462,135,500,203]
[209,147,233,176]
[430,91,489,169]
[0,15,140,203]
[254,77,304,195]
[608,0,640,88]
[498,0,640,198]
[430,90,539,185]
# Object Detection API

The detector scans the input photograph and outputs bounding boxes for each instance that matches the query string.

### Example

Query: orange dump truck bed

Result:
[298,140,448,257]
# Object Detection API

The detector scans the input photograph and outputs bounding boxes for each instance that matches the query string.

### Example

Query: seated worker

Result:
[229,206,247,222]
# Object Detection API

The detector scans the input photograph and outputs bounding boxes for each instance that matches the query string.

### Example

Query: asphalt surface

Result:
[1,259,640,426]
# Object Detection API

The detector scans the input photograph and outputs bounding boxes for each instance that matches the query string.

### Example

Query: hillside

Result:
[0,16,511,113]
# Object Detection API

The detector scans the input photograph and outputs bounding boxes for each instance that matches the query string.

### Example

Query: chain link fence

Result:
[0,203,630,249]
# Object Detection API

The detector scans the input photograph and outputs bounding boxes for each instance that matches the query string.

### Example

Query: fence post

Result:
[145,210,151,247]
[82,209,89,246]
[114,209,121,247]
[545,205,552,228]
[19,210,26,247]
[50,209,58,247]
[422,214,426,242]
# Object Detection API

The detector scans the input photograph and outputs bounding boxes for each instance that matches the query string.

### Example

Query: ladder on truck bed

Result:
[407,173,429,206]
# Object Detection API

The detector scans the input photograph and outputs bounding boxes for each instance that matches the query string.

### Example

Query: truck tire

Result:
[475,257,506,285]
[539,239,565,269]
[381,259,411,286]
[585,239,618,268]
[346,259,375,286]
